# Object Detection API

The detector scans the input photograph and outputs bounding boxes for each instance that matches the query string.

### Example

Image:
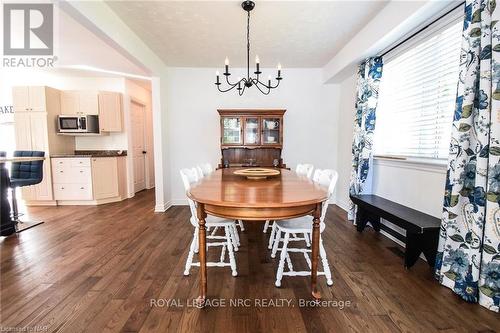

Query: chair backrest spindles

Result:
[296,163,314,179]
[180,167,201,227]
[313,169,339,222]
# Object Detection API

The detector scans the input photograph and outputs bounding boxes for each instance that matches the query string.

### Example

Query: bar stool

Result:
[0,151,16,236]
[10,150,45,232]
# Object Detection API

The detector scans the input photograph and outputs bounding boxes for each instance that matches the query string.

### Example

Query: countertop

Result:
[51,150,127,158]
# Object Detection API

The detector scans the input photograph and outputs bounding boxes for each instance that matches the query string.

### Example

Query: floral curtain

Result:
[348,57,383,220]
[435,0,500,312]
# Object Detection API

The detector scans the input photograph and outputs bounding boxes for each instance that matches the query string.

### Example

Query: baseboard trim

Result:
[154,201,172,213]
[335,199,349,212]
[24,200,57,206]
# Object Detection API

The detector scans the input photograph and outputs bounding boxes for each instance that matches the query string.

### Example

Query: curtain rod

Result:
[380,1,465,57]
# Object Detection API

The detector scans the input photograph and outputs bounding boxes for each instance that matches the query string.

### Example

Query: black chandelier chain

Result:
[215,0,282,96]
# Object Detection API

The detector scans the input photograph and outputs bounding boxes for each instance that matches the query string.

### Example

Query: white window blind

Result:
[374,15,463,160]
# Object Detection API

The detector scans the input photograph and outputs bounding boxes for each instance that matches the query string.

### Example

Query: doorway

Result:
[130,101,146,193]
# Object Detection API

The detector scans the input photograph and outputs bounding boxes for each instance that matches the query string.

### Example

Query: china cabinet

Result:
[218,109,286,168]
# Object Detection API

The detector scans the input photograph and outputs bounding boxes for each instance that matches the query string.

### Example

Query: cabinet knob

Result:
[60,170,63,173]
[80,170,83,173]
[61,187,64,189]
[80,187,84,190]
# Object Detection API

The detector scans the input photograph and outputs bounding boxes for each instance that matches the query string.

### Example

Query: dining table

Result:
[0,156,45,236]
[188,168,329,306]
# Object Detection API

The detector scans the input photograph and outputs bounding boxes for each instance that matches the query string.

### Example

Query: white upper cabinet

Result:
[79,91,99,115]
[60,91,79,115]
[13,87,30,112]
[60,91,99,115]
[29,87,47,111]
[13,86,46,112]
[98,92,122,132]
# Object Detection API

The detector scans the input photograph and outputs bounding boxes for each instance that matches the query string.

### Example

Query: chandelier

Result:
[215,0,282,96]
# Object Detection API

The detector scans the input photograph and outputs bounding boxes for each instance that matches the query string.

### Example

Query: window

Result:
[374,12,463,160]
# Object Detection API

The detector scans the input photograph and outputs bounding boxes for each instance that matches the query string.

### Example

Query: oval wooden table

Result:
[188,168,329,305]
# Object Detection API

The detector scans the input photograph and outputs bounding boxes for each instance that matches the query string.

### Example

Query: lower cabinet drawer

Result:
[53,183,93,200]
[52,166,91,184]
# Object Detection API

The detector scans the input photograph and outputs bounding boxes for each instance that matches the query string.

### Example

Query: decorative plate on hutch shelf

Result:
[233,168,280,180]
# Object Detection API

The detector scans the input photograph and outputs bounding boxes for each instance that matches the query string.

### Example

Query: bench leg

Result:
[421,230,439,268]
[405,231,439,269]
[356,207,367,232]
[356,208,381,232]
[405,232,421,268]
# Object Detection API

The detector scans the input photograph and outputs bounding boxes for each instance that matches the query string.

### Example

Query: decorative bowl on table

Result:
[233,168,280,180]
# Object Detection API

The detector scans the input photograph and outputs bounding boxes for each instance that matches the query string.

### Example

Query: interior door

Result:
[131,102,146,193]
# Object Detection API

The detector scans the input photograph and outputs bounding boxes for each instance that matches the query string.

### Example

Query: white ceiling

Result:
[106,1,389,68]
[58,7,150,76]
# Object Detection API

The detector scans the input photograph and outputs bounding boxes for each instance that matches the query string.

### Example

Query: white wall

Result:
[165,67,339,203]
[334,72,358,210]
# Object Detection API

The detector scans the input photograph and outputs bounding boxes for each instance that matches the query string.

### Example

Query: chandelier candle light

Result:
[215,0,283,96]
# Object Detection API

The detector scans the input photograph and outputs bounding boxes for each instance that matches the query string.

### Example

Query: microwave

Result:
[58,115,99,133]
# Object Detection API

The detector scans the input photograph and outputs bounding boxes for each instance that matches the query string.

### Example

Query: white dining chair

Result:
[180,168,239,277]
[264,164,315,237]
[296,163,314,179]
[196,163,214,178]
[271,169,338,287]
[194,163,245,234]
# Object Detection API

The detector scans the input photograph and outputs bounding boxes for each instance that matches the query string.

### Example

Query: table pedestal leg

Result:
[196,203,207,307]
[311,202,322,299]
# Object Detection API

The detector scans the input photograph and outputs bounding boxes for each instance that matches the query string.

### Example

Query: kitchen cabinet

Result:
[60,90,99,115]
[91,157,119,200]
[52,158,93,201]
[12,86,75,205]
[52,157,93,201]
[98,92,122,132]
[60,91,79,115]
[51,156,123,204]
[12,86,46,112]
[79,91,99,115]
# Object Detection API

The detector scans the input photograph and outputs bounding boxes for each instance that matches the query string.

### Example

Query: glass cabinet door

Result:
[244,117,260,145]
[222,117,242,145]
[262,118,281,145]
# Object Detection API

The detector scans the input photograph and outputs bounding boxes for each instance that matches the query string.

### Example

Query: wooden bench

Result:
[350,194,440,268]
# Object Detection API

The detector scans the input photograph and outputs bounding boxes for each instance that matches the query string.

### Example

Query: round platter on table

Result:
[233,168,281,180]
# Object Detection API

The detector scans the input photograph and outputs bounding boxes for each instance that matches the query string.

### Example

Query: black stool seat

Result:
[10,178,41,187]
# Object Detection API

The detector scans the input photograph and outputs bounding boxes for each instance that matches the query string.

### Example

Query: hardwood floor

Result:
[1,189,498,333]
